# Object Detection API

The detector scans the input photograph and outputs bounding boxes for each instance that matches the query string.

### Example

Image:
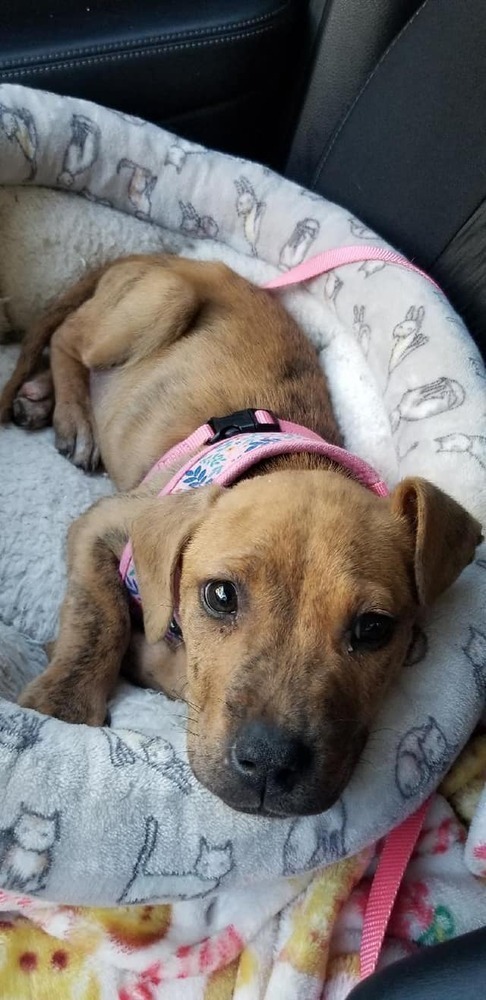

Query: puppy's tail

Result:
[0,263,109,423]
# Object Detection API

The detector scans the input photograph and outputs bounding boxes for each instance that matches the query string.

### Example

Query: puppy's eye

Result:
[350,612,395,652]
[202,581,238,617]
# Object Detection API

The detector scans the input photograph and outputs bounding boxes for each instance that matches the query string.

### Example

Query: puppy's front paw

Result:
[1,370,54,427]
[18,671,108,726]
[12,373,55,430]
[54,401,100,472]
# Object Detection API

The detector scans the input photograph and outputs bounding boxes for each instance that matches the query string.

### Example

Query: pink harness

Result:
[119,408,388,608]
[119,243,437,979]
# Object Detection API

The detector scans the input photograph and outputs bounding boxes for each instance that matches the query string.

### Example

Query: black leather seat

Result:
[347,926,486,1000]
[285,0,424,187]
[4,0,484,354]
[0,0,303,167]
[287,0,486,355]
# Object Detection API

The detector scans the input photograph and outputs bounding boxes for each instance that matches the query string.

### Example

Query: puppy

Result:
[0,254,482,816]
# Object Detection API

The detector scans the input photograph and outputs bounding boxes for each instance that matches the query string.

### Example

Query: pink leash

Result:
[121,241,436,980]
[264,243,437,980]
[264,243,440,291]
[359,800,430,978]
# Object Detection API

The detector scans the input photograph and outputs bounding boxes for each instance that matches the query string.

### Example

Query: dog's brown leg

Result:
[41,258,198,471]
[0,264,108,424]
[18,492,150,724]
[19,480,216,724]
[49,310,100,471]
[11,367,54,430]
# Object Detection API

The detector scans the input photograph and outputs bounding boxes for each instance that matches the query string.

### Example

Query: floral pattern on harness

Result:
[177,431,301,491]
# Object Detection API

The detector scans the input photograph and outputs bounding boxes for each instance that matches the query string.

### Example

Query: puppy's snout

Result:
[230,721,312,794]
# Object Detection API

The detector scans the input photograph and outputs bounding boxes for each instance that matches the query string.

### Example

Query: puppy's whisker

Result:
[185,701,201,714]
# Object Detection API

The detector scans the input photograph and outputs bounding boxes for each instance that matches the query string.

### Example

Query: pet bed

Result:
[0,84,486,998]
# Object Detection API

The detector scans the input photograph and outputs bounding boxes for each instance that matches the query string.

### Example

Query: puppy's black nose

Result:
[230,721,311,794]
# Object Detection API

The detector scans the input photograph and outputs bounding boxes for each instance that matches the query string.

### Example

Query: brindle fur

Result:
[0,255,481,815]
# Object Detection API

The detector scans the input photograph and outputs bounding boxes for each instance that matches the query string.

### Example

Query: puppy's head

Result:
[131,470,482,816]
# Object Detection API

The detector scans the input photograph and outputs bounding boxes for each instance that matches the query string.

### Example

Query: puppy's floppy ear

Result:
[390,476,483,605]
[131,485,222,643]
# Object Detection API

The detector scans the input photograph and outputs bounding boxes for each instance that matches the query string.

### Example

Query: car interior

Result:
[1,1,485,995]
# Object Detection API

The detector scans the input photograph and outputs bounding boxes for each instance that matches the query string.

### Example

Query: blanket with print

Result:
[0,84,485,997]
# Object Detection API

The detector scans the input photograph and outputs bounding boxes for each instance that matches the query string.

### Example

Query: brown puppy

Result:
[0,254,482,817]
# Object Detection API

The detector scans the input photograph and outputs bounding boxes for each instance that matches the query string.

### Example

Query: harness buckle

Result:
[208,408,280,444]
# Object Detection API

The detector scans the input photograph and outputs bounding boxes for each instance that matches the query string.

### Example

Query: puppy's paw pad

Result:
[12,394,53,430]
[0,370,53,425]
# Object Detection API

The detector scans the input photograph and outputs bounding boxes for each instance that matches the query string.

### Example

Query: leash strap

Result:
[263,243,440,290]
[265,244,437,983]
[359,798,430,979]
[124,241,437,981]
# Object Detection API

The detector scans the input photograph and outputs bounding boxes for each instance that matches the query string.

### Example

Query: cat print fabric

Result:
[0,807,60,893]
[1,795,486,999]
[0,81,485,998]
[120,821,234,904]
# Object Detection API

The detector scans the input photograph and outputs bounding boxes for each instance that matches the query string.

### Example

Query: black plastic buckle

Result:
[208,408,280,444]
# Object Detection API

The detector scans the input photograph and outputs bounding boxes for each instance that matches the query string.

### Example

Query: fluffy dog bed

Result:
[0,84,486,998]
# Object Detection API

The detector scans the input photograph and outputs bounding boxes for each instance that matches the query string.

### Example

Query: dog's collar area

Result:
[207,408,280,443]
[119,409,388,623]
